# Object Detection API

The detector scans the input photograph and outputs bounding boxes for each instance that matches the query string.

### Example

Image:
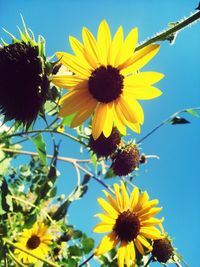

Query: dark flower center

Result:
[114,210,140,242]
[111,144,140,176]
[0,42,49,124]
[26,235,41,250]
[152,238,173,263]
[88,127,121,158]
[88,65,124,103]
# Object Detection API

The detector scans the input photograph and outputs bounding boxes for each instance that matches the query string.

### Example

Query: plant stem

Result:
[136,10,200,50]
[3,238,59,267]
[2,147,91,163]
[10,195,54,224]
[78,253,94,267]
[137,107,200,144]
[1,129,86,146]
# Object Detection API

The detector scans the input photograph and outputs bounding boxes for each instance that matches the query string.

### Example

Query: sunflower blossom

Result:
[14,222,52,264]
[52,20,164,139]
[93,182,164,267]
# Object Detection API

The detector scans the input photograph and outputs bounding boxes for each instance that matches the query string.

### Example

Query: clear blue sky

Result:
[1,1,200,266]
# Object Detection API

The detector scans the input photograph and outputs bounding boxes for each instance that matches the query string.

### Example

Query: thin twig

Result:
[137,107,200,144]
[1,147,91,163]
[78,253,94,267]
[10,195,55,224]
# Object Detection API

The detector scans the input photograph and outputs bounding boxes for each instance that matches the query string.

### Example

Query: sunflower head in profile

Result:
[0,17,49,127]
[15,222,52,264]
[93,182,164,267]
[52,20,164,140]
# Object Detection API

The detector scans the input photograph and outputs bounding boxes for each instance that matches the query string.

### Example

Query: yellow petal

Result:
[126,121,141,134]
[102,190,120,213]
[69,36,93,69]
[124,72,164,85]
[134,191,149,211]
[58,89,90,117]
[125,242,131,267]
[137,235,152,250]
[115,96,138,124]
[92,103,107,140]
[82,27,99,68]
[56,52,91,78]
[114,183,123,212]
[95,213,116,224]
[97,198,119,219]
[52,75,84,89]
[129,241,136,265]
[119,28,138,65]
[97,20,111,65]
[124,84,162,100]
[102,103,114,138]
[117,241,126,267]
[71,98,97,128]
[123,97,144,124]
[134,238,144,255]
[108,26,124,67]
[113,102,127,135]
[140,226,162,239]
[119,44,160,75]
[140,207,163,220]
[93,222,113,233]
[130,187,139,212]
[94,232,118,256]
[137,199,159,216]
[120,182,129,211]
[141,217,164,227]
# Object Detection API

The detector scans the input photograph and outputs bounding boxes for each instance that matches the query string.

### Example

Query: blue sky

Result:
[1,1,200,266]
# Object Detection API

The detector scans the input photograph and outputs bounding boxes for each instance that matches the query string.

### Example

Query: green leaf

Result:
[82,238,95,254]
[170,116,190,125]
[32,134,47,165]
[62,113,76,127]
[25,212,37,228]
[68,245,83,257]
[104,168,115,179]
[90,152,97,169]
[0,149,11,176]
[67,258,78,267]
[73,230,83,239]
[186,109,200,118]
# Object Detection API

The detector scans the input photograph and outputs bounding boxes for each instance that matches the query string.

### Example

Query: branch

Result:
[136,10,200,50]
[137,107,200,144]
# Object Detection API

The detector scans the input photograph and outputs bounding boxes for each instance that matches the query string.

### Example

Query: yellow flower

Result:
[93,182,164,267]
[52,20,164,140]
[15,222,52,264]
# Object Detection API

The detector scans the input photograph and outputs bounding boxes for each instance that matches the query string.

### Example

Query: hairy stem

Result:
[136,10,200,50]
[137,107,200,144]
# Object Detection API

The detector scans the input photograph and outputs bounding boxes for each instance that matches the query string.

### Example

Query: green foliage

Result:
[32,134,47,165]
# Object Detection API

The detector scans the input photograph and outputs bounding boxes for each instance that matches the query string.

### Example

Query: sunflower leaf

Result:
[104,168,115,179]
[82,237,95,254]
[32,134,47,165]
[170,116,190,125]
[186,108,200,118]
[63,113,76,127]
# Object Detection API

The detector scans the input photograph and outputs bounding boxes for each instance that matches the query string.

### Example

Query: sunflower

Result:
[93,182,164,267]
[15,222,52,264]
[52,20,164,139]
[0,18,49,126]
